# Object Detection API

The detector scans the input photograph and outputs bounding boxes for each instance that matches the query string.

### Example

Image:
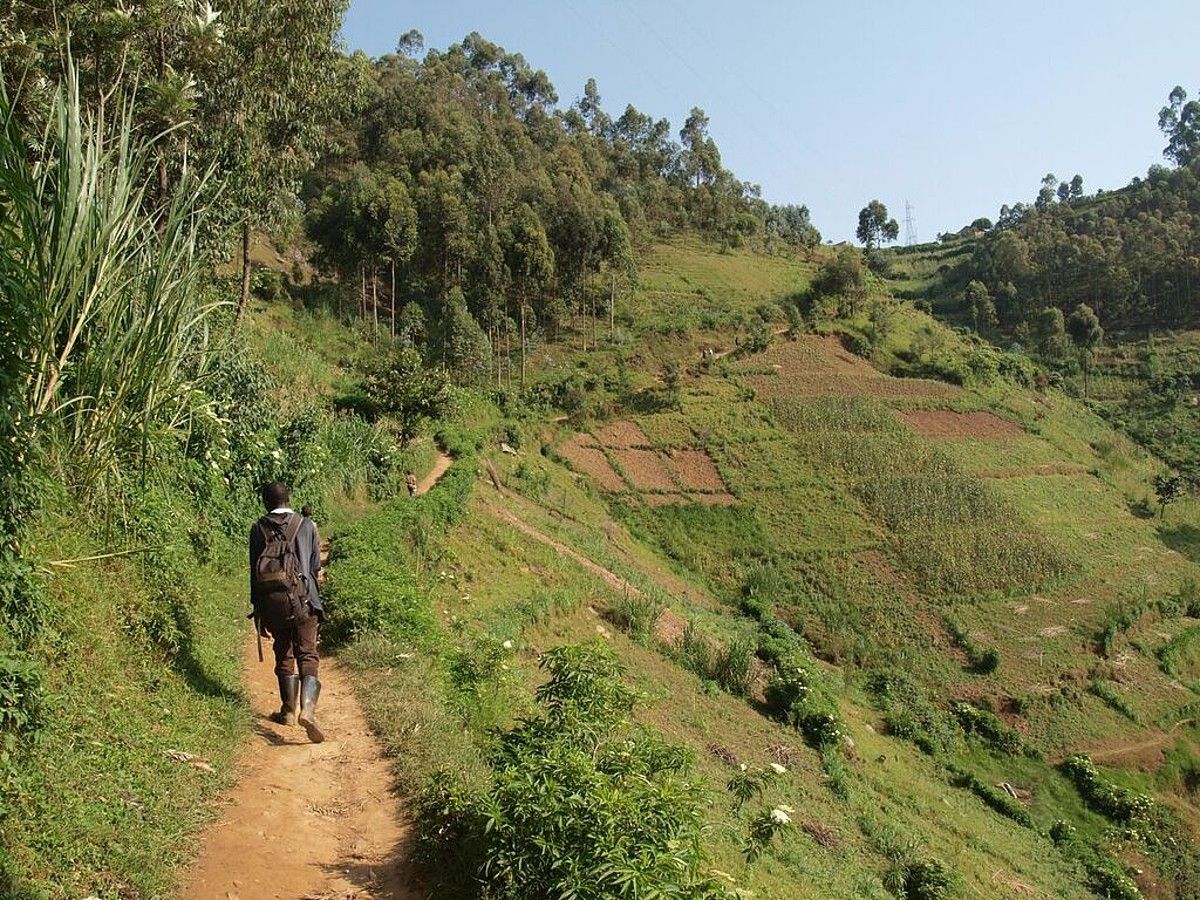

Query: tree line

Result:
[302,31,821,389]
[932,85,1200,338]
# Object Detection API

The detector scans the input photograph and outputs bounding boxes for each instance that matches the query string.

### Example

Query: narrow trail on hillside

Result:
[416,450,452,495]
[1073,717,1196,768]
[182,453,454,900]
[479,481,693,648]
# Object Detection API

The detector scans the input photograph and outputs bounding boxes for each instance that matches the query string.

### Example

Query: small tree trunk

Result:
[236,222,251,324]
[610,273,616,338]
[520,294,527,391]
[372,268,379,345]
[390,259,396,339]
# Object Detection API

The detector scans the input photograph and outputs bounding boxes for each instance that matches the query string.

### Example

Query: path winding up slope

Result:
[182,452,453,899]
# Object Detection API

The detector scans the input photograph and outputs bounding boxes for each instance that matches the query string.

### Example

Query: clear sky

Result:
[341,1,1200,243]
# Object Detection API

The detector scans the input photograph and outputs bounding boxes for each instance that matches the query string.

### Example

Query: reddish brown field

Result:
[612,448,678,491]
[558,441,628,492]
[738,335,961,401]
[899,409,1024,438]
[666,448,728,492]
[592,420,652,448]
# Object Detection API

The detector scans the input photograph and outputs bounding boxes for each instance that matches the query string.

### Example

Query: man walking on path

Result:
[249,481,327,743]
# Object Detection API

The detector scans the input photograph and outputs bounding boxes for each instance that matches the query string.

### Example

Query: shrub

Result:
[945,765,1034,827]
[712,637,756,697]
[884,856,958,900]
[0,651,47,807]
[952,702,1034,757]
[943,616,1000,675]
[1088,680,1142,724]
[608,591,664,643]
[1061,754,1154,823]
[416,643,733,899]
[765,656,844,751]
[867,671,961,757]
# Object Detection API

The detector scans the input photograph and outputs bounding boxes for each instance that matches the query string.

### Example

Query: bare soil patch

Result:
[592,420,651,448]
[558,442,627,492]
[899,409,1024,439]
[666,448,727,492]
[612,448,678,491]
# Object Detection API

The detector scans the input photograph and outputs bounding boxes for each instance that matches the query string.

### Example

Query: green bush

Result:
[765,656,844,750]
[415,643,733,899]
[608,591,664,643]
[867,670,962,757]
[0,651,47,807]
[1088,680,1142,724]
[884,856,958,900]
[952,702,1035,757]
[945,765,1034,827]
[712,637,756,697]
[1060,754,1154,823]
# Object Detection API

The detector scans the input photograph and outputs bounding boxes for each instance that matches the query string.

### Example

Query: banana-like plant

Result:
[0,61,224,494]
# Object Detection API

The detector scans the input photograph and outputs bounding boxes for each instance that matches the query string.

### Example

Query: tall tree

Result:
[212,1,349,322]
[1159,85,1200,167]
[1066,303,1103,396]
[504,204,554,390]
[856,200,899,249]
[966,281,997,333]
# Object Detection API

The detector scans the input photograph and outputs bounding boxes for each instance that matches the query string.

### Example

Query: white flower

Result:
[502,639,513,650]
[769,763,787,775]
[770,807,792,826]
[739,763,748,772]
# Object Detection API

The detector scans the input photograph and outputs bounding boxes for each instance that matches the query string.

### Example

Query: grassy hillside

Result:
[14,234,1199,897]
[307,239,1200,898]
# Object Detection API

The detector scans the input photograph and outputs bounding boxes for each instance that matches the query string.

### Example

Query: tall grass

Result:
[0,65,219,492]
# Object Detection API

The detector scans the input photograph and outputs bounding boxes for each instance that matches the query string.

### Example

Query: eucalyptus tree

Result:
[1160,85,1200,167]
[504,203,555,389]
[856,200,899,249]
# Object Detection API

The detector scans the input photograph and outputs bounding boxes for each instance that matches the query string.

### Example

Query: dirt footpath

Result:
[181,637,419,900]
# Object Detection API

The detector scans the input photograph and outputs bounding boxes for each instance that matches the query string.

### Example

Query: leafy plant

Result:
[884,856,958,900]
[1,66,219,493]
[608,591,664,643]
[416,643,733,899]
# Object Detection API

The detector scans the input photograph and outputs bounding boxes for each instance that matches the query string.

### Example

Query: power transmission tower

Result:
[904,201,918,246]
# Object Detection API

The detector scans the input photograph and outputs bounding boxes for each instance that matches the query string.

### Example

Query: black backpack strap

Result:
[284,512,303,544]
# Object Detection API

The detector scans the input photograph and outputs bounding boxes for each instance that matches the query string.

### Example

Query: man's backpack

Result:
[252,513,309,630]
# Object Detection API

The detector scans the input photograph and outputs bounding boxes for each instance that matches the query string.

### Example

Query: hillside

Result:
[301,240,1200,899]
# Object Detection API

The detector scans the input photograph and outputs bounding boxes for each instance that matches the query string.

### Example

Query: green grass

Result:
[1,520,247,899]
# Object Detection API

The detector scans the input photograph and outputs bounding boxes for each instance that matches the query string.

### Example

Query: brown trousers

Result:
[271,609,320,679]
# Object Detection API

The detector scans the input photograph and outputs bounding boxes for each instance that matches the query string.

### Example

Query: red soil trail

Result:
[180,642,419,900]
[181,450,458,899]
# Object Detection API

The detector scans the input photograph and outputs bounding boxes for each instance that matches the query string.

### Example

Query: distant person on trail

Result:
[406,471,418,496]
[249,481,327,743]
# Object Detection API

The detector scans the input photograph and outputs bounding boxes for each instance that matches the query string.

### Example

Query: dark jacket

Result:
[248,510,323,617]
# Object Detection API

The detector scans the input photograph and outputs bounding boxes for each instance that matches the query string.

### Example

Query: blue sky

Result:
[342,1,1200,243]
